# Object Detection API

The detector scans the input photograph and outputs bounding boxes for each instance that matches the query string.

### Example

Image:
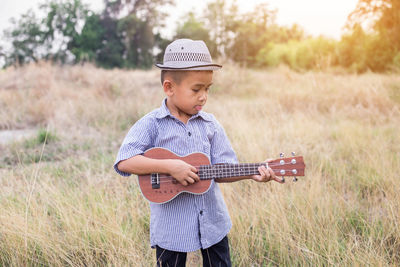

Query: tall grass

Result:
[0,62,399,266]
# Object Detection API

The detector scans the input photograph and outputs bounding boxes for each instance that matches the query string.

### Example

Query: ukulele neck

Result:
[198,163,265,180]
[197,156,305,180]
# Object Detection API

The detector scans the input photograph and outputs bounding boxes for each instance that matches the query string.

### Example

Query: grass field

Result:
[0,62,399,266]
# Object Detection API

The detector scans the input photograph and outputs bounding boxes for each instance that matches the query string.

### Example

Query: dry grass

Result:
[0,62,399,266]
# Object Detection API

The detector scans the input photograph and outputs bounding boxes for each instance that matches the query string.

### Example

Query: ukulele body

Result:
[138,147,212,204]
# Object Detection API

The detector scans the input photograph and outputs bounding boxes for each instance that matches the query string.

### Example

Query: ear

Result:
[163,79,174,97]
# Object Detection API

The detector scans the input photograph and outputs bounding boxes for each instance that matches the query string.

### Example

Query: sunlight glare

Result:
[235,0,359,38]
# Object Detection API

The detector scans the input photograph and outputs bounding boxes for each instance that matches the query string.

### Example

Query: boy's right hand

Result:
[167,159,200,186]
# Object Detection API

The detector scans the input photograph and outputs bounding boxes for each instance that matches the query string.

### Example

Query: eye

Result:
[192,88,200,92]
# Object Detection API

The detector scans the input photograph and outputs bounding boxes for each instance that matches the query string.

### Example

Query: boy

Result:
[114,39,282,267]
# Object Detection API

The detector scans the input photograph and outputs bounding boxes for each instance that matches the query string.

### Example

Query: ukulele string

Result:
[187,162,303,169]
[151,163,304,183]
[155,163,304,176]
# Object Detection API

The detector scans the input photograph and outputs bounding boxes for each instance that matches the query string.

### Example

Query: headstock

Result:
[268,152,305,183]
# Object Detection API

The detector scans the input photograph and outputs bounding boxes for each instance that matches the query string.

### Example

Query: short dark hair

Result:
[161,70,212,85]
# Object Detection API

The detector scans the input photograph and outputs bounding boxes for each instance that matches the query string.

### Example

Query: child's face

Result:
[165,71,213,118]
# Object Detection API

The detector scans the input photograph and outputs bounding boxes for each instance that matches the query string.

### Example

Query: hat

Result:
[155,39,222,70]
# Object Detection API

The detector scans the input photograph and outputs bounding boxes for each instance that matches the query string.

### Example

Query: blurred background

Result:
[1,0,399,72]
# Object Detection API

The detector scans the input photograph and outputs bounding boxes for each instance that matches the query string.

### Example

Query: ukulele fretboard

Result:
[198,163,266,180]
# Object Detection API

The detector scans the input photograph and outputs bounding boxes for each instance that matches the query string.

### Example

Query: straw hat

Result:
[155,39,222,70]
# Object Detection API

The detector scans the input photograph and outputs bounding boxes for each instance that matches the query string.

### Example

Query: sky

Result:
[0,0,359,40]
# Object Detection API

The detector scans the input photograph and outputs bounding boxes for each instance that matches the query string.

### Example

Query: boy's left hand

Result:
[251,159,285,183]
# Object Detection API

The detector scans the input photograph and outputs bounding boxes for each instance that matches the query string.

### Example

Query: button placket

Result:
[186,121,193,138]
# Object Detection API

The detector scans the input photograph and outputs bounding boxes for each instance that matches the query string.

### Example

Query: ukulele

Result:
[138,147,305,204]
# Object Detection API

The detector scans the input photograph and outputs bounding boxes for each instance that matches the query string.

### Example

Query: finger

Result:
[190,165,198,173]
[272,176,285,184]
[258,166,270,182]
[262,166,272,178]
[252,175,263,182]
[187,171,199,182]
[267,167,276,178]
[191,172,200,182]
[186,177,196,184]
[268,168,285,184]
[266,158,273,163]
[180,180,188,186]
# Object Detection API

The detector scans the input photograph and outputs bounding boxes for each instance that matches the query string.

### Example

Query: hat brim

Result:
[155,63,222,71]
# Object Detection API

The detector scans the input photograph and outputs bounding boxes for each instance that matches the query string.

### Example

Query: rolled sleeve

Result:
[114,115,156,176]
[210,119,238,164]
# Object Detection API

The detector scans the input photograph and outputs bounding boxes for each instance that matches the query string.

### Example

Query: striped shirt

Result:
[114,98,238,252]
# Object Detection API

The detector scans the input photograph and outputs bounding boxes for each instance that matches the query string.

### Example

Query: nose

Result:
[199,91,208,102]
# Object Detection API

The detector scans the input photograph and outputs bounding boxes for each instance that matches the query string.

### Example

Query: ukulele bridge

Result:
[151,173,160,189]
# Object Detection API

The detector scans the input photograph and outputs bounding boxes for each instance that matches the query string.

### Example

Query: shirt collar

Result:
[155,98,213,122]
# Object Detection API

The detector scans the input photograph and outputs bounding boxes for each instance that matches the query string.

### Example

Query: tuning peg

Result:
[291,152,298,182]
[280,152,285,183]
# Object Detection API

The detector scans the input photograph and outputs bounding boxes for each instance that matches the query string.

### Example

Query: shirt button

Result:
[200,210,203,215]
[188,132,192,136]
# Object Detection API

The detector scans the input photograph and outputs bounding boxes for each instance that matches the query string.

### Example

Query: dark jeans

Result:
[156,236,231,267]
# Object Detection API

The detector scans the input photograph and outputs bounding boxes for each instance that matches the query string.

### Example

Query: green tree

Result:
[102,0,174,68]
[154,33,172,66]
[174,13,217,57]
[348,0,400,50]
[227,3,278,65]
[338,24,368,72]
[201,0,305,67]
[40,0,90,62]
[96,14,125,68]
[203,0,238,57]
[69,13,105,63]
[3,10,48,65]
[117,14,154,68]
[2,0,90,66]
[2,0,175,68]
[346,0,400,71]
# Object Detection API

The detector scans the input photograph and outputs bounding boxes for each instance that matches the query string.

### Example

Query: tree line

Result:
[1,0,399,72]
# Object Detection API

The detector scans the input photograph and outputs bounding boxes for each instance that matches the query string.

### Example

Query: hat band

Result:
[155,63,222,70]
[164,52,212,63]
